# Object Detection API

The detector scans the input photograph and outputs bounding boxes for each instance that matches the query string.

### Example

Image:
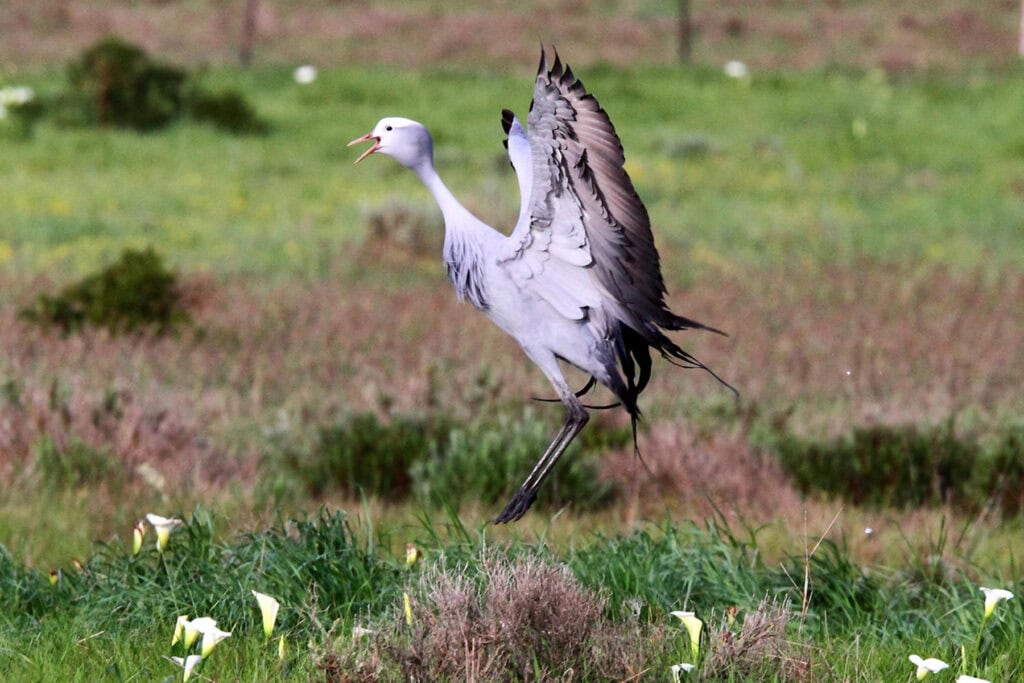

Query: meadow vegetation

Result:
[1,12,1023,681]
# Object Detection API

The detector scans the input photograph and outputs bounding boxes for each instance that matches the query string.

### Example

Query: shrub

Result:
[189,88,269,135]
[410,411,617,513]
[327,554,659,682]
[775,424,971,508]
[773,423,1024,514]
[271,410,619,512]
[59,37,267,134]
[20,247,189,335]
[64,36,188,131]
[280,412,451,500]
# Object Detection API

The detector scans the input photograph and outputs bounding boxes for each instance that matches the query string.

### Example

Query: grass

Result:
[3,63,1024,280]
[1,15,1023,681]
[1,509,1021,681]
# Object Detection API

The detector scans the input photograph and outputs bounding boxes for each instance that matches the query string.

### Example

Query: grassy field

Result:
[2,9,1024,680]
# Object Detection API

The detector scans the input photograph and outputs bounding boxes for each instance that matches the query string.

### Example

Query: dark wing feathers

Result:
[527,49,723,341]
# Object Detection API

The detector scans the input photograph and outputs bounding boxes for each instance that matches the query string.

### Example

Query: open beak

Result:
[348,133,380,164]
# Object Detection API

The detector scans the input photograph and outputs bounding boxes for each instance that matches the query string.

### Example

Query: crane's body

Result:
[350,50,733,522]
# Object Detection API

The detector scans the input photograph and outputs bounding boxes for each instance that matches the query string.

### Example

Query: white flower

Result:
[145,513,183,552]
[980,587,1014,619]
[956,676,990,683]
[293,65,317,84]
[723,60,749,79]
[183,616,218,648]
[252,590,280,638]
[200,625,232,658]
[908,654,948,680]
[670,611,703,661]
[171,614,189,646]
[170,654,202,681]
[670,662,696,681]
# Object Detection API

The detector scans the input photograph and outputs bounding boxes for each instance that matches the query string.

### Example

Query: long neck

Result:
[412,159,480,232]
[411,158,492,310]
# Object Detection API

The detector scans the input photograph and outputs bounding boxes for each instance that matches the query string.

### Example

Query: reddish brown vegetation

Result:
[320,555,657,682]
[2,264,1022,504]
[1,1,1018,73]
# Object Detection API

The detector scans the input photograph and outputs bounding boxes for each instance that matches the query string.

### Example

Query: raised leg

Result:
[495,375,590,524]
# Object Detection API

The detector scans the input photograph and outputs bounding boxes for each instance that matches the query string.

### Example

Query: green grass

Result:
[1,509,1020,680]
[3,63,1024,282]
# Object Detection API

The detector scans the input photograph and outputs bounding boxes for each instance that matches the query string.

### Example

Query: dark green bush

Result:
[189,88,269,135]
[282,412,451,500]
[20,247,189,335]
[65,37,188,131]
[411,411,617,513]
[59,36,267,134]
[274,410,619,512]
[774,424,1024,514]
[971,427,1024,516]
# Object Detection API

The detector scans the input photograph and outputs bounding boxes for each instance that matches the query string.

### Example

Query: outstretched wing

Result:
[500,48,717,338]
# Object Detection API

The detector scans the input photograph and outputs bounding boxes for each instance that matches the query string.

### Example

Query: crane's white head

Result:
[348,117,433,169]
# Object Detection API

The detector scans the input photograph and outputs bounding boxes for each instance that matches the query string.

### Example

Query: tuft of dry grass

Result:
[602,422,803,524]
[400,556,642,681]
[321,554,663,682]
[703,597,812,681]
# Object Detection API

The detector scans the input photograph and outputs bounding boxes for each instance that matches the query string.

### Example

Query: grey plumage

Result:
[349,48,734,523]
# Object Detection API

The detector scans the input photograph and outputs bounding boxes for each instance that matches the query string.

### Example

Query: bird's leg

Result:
[494,383,589,524]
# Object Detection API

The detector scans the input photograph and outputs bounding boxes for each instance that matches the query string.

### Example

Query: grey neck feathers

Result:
[413,161,491,311]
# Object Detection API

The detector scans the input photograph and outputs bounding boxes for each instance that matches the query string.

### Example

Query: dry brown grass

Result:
[704,597,812,681]
[2,1,1018,73]
[319,553,661,682]
[2,262,1021,497]
[601,422,802,525]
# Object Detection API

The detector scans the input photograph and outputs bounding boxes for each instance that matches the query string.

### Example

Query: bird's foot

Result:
[493,487,538,524]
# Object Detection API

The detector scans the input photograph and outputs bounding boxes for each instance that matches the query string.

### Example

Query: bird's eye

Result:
[385,125,393,131]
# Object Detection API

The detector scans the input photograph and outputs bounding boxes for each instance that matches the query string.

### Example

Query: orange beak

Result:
[348,132,380,164]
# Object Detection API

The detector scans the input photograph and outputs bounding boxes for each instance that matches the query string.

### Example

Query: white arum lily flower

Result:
[670,662,695,681]
[171,615,189,646]
[171,654,202,681]
[252,590,280,638]
[956,676,990,683]
[980,587,1014,619]
[145,513,183,552]
[670,611,703,661]
[200,626,232,658]
[908,654,948,679]
[132,521,146,555]
[183,616,218,648]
